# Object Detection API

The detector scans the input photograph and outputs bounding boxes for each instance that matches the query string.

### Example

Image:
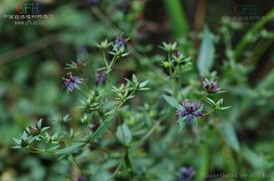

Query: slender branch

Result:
[203,109,215,116]
[107,154,125,180]
[102,50,109,67]
[0,34,60,66]
[132,120,161,148]
[107,54,118,74]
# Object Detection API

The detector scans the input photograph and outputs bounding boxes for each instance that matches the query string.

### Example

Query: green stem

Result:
[200,93,208,102]
[96,67,108,72]
[167,51,177,95]
[203,109,215,116]
[167,52,173,76]
[108,154,125,180]
[125,149,133,178]
[107,55,118,74]
[70,155,84,175]
[132,120,161,148]
[102,50,109,67]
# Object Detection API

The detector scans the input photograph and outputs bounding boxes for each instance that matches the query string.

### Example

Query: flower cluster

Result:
[160,42,191,75]
[13,119,61,152]
[114,35,127,49]
[14,36,230,181]
[111,34,129,57]
[63,72,83,92]
[202,79,220,93]
[95,71,106,86]
[177,100,203,125]
[178,167,194,181]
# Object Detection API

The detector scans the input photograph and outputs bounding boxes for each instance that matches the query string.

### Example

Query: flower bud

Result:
[28,126,39,136]
[95,71,106,86]
[21,139,28,147]
[202,79,219,93]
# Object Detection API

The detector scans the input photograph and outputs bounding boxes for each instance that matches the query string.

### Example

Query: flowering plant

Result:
[14,34,231,180]
[9,2,273,180]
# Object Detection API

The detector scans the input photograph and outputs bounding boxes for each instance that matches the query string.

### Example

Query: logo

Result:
[233,4,258,16]
[230,4,261,25]
[15,2,41,15]
[2,1,54,26]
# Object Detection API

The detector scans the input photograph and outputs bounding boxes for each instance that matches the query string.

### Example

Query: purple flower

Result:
[88,0,100,5]
[202,79,219,93]
[63,72,83,92]
[173,50,182,58]
[95,71,106,86]
[77,176,86,181]
[177,100,203,125]
[114,35,127,49]
[178,167,194,181]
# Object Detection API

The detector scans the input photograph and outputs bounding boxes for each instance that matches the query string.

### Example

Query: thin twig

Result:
[0,34,60,66]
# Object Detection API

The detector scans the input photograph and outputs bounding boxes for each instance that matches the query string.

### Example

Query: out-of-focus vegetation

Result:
[0,0,273,181]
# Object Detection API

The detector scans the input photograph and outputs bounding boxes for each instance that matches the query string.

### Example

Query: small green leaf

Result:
[37,119,43,129]
[139,87,150,91]
[197,26,215,77]
[12,146,22,149]
[22,131,28,139]
[116,124,132,146]
[220,122,240,152]
[48,145,61,152]
[178,116,185,131]
[41,127,50,132]
[218,106,231,110]
[163,95,179,108]
[56,142,85,155]
[91,118,114,141]
[205,97,215,106]
[63,114,71,122]
[132,74,137,83]
[13,138,21,144]
[139,80,149,88]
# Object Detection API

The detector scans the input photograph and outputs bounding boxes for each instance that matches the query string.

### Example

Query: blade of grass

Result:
[163,0,188,38]
[246,37,274,65]
[233,9,274,60]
